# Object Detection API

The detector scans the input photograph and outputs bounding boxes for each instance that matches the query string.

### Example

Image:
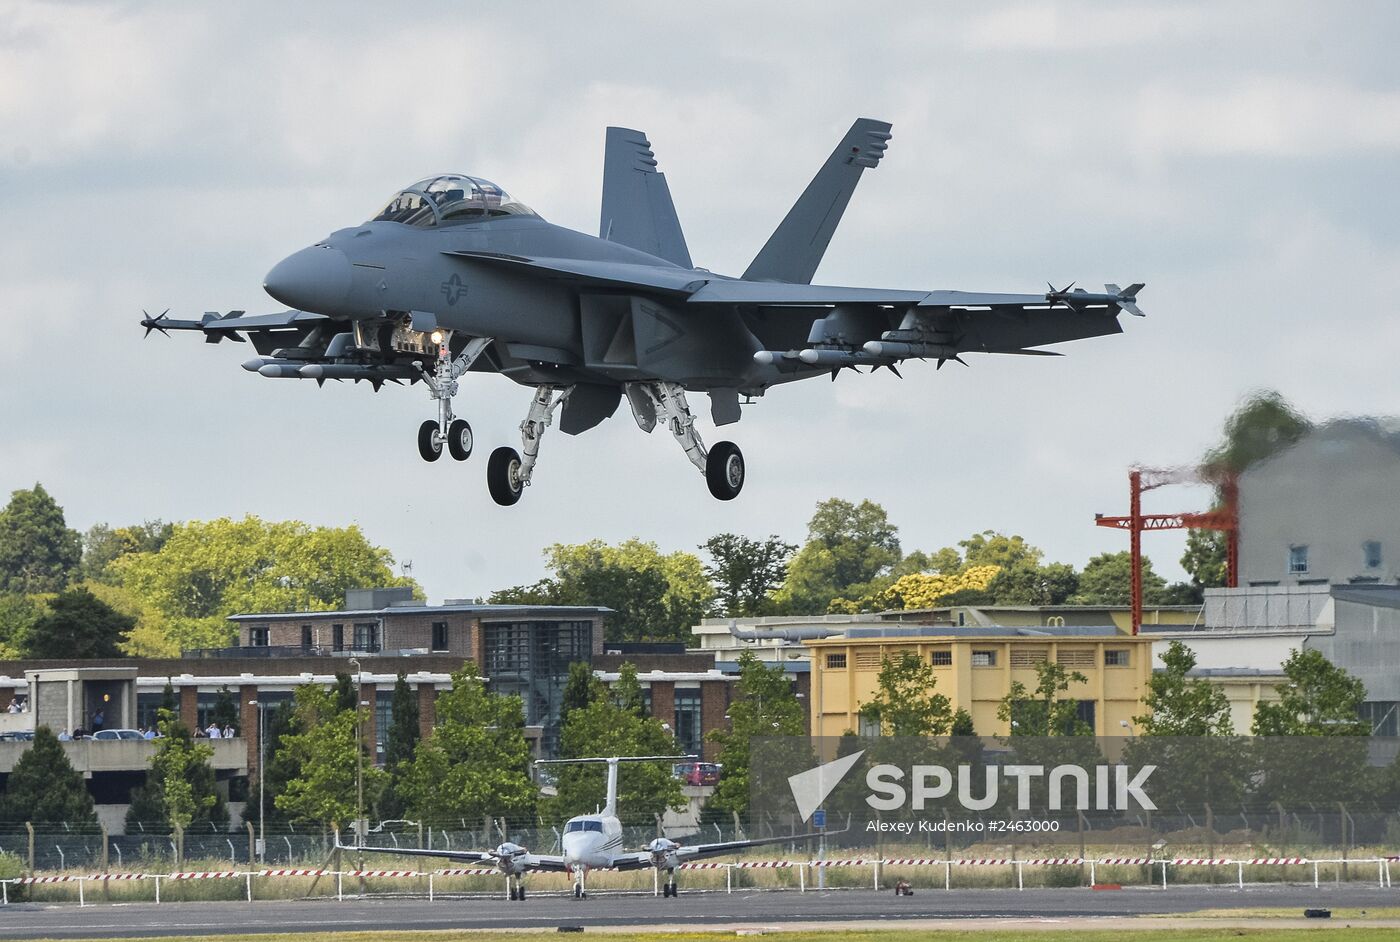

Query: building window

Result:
[1073,699,1096,733]
[971,650,996,668]
[854,652,881,670]
[1360,701,1398,737]
[332,624,344,652]
[353,622,381,652]
[825,653,847,669]
[1057,649,1096,668]
[431,621,449,651]
[249,626,269,647]
[858,712,881,737]
[300,625,313,650]
[1365,541,1383,569]
[136,692,166,730]
[1288,545,1309,574]
[1010,648,1048,668]
[1104,649,1131,667]
[956,612,966,627]
[673,689,702,757]
[374,689,394,765]
[483,620,594,756]
[930,648,952,666]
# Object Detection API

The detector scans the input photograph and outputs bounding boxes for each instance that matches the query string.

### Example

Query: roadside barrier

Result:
[0,855,1393,905]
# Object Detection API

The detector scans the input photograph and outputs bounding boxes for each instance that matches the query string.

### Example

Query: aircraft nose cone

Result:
[263,245,352,313]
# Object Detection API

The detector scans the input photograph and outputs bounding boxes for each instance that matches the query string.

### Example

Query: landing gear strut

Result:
[571,867,588,899]
[625,382,745,500]
[661,868,679,897]
[488,384,573,506]
[415,335,491,463]
[506,873,526,900]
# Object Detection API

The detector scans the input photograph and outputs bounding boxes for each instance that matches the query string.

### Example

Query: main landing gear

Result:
[488,384,573,506]
[415,335,491,464]
[626,382,745,501]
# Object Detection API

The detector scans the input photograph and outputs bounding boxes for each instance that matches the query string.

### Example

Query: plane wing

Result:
[444,251,703,296]
[335,843,569,873]
[611,828,837,870]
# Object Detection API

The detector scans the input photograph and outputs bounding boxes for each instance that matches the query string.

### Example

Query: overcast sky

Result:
[3,1,1398,602]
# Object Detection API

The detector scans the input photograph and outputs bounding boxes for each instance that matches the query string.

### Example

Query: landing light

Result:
[430,330,444,344]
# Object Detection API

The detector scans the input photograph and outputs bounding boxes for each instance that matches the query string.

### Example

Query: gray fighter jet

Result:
[142,119,1143,505]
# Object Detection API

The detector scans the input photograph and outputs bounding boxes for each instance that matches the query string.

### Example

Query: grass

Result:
[1155,906,1400,920]
[13,930,1400,942]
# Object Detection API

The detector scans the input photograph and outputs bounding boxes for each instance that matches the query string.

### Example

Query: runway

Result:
[0,884,1394,939]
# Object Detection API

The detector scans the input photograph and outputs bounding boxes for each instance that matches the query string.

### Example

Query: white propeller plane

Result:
[341,755,832,900]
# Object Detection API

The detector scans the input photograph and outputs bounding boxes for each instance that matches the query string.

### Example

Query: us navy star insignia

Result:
[440,273,468,306]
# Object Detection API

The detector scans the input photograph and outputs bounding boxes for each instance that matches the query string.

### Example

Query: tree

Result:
[277,707,385,830]
[705,653,807,819]
[883,566,1000,610]
[560,661,603,729]
[1252,648,1368,736]
[986,562,1079,606]
[549,665,683,822]
[1180,528,1228,591]
[24,587,133,658]
[998,660,1091,736]
[111,516,417,652]
[1134,641,1233,736]
[859,652,954,736]
[210,687,238,730]
[1070,551,1167,605]
[124,711,227,834]
[377,674,421,820]
[243,699,298,831]
[80,521,172,583]
[399,665,535,825]
[0,727,97,827]
[0,593,45,658]
[776,498,902,613]
[1203,390,1311,476]
[491,539,713,642]
[701,534,796,617]
[0,484,82,594]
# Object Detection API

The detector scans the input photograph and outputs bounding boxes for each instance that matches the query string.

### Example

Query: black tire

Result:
[518,885,526,901]
[447,419,473,461]
[705,441,744,500]
[509,887,517,901]
[488,446,524,506]
[417,420,442,462]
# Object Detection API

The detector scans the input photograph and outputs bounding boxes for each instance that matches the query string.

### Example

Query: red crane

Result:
[1094,467,1238,635]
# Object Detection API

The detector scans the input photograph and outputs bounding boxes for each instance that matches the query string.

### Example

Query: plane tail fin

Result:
[743,118,892,284]
[600,127,693,268]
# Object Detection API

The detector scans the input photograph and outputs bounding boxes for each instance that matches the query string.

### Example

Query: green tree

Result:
[549,667,683,821]
[0,727,97,827]
[701,534,796,617]
[859,652,954,736]
[560,661,603,729]
[986,562,1079,606]
[244,700,298,830]
[0,484,82,594]
[210,687,238,730]
[492,539,713,642]
[0,593,45,658]
[124,711,228,833]
[377,674,421,820]
[400,665,534,825]
[24,587,133,658]
[112,516,417,652]
[80,521,172,583]
[1203,390,1311,476]
[998,660,1091,736]
[277,708,385,830]
[1180,528,1228,591]
[776,498,902,613]
[1252,648,1368,736]
[1070,551,1167,605]
[705,652,806,819]
[1134,641,1233,736]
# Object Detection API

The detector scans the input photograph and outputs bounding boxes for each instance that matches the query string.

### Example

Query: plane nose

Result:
[263,245,352,313]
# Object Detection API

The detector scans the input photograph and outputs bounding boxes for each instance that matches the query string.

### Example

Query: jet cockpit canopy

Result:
[371,174,536,227]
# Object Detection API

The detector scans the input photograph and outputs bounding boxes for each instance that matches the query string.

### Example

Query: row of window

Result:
[247,622,386,652]
[1288,541,1384,575]
[824,649,1131,670]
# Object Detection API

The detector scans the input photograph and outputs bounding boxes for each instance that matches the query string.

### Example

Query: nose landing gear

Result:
[414,335,490,464]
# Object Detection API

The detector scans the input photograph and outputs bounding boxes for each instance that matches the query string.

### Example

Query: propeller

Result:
[141,309,171,338]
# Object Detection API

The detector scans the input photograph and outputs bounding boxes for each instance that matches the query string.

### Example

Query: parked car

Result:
[672,761,722,786]
[0,731,33,742]
[91,729,146,741]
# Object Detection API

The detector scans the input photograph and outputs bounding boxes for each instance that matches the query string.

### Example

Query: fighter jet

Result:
[339,755,832,900]
[142,118,1143,505]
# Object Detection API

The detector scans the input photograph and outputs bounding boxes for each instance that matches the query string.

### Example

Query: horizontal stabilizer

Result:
[743,118,893,284]
[600,127,692,268]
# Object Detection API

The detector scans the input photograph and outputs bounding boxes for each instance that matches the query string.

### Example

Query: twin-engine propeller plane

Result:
[142,118,1143,504]
[338,755,834,900]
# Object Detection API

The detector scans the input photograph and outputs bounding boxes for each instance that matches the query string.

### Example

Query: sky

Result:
[2,1,1398,603]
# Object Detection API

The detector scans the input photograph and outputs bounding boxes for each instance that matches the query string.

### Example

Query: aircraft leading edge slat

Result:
[141,119,1142,504]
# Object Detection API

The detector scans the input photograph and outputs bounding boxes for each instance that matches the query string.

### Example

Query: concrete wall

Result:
[1240,424,1400,586]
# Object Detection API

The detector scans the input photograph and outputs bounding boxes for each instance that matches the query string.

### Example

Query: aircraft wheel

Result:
[417,420,442,462]
[705,441,744,500]
[447,419,473,461]
[488,447,524,506]
[518,885,526,901]
[508,886,518,901]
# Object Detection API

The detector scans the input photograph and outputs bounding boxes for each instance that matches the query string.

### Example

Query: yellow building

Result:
[806,627,1153,737]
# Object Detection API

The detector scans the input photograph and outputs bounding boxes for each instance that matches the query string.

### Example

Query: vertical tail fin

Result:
[603,757,619,817]
[600,127,693,268]
[743,118,893,284]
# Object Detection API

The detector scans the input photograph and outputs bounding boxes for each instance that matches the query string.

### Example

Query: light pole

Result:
[247,699,266,863]
[348,657,364,858]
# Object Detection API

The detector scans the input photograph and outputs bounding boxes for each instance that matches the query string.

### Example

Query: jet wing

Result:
[444,251,703,296]
[336,843,569,873]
